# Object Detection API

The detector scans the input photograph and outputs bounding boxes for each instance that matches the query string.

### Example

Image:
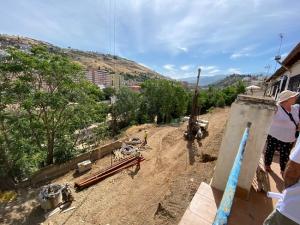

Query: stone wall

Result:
[17,141,122,188]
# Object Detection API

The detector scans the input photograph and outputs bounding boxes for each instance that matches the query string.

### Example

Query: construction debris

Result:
[61,206,76,213]
[120,143,138,155]
[74,154,145,190]
[77,160,92,173]
[113,142,140,160]
[45,207,61,218]
[37,184,74,211]
[125,137,142,145]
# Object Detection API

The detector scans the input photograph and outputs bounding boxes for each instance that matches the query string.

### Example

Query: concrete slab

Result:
[179,156,283,225]
[178,182,221,225]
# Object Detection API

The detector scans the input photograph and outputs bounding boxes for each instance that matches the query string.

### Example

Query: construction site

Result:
[0,107,228,225]
[1,1,300,224]
[0,61,296,225]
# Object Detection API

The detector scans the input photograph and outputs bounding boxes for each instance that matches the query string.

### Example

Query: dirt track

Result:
[0,107,229,225]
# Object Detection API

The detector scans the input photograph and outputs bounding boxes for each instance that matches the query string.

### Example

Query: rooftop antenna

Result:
[273,33,284,72]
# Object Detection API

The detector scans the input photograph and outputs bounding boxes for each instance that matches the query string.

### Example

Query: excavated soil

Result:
[0,107,229,225]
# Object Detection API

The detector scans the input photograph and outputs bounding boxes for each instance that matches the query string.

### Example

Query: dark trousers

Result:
[264,135,293,172]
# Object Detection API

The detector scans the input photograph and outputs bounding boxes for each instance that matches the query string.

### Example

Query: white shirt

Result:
[276,139,300,224]
[268,104,299,143]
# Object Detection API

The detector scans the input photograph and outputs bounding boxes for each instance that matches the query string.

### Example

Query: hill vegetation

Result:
[0,34,164,82]
[206,74,266,88]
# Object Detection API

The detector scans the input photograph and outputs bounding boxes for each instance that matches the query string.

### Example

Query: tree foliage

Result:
[0,46,108,179]
[111,87,140,131]
[103,87,116,100]
[190,80,246,114]
[140,79,189,123]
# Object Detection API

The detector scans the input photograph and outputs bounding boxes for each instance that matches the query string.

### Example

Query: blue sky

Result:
[1,0,300,79]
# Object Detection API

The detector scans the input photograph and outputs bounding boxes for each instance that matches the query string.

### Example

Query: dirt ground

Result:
[0,107,229,225]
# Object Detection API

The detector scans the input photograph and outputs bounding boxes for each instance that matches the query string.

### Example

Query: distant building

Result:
[266,42,300,96]
[124,79,141,86]
[108,74,124,90]
[85,68,124,90]
[128,85,141,92]
[85,68,110,87]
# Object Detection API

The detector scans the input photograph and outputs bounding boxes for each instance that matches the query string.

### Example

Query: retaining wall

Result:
[18,141,122,188]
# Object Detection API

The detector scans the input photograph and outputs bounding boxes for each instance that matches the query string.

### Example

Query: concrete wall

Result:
[211,95,276,195]
[18,141,122,187]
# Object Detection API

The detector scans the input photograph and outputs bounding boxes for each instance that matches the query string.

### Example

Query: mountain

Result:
[180,75,227,86]
[208,74,267,88]
[181,74,267,89]
[0,34,164,81]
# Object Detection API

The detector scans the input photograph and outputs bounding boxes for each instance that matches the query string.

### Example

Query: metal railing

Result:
[212,122,252,225]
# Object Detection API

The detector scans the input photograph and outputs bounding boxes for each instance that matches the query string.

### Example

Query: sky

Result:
[1,0,300,79]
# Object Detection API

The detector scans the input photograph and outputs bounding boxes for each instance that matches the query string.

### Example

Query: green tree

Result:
[0,46,108,179]
[141,79,188,123]
[82,81,105,102]
[111,87,140,130]
[103,87,116,100]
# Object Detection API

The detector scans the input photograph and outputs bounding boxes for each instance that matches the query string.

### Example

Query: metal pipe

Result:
[212,122,252,225]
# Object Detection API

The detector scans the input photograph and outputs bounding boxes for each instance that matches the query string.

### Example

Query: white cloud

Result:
[177,46,188,52]
[180,64,192,71]
[230,45,257,59]
[230,53,249,59]
[227,68,241,74]
[200,66,216,71]
[209,69,221,74]
[2,0,299,78]
[163,64,175,70]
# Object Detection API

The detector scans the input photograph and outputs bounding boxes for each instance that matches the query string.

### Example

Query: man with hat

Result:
[264,90,300,176]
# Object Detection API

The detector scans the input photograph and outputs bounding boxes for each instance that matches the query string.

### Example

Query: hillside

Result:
[180,75,227,86]
[0,34,164,80]
[209,74,268,88]
[207,74,248,88]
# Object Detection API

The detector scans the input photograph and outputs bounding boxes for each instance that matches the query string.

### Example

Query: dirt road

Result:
[0,107,229,225]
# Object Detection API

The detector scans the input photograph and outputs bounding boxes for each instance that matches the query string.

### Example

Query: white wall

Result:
[280,60,300,78]
[211,95,276,193]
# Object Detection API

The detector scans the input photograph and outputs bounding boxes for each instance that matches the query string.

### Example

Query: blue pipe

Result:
[212,122,252,225]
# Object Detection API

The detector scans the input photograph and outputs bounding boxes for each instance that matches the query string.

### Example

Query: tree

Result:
[103,87,116,100]
[141,79,188,123]
[111,87,140,130]
[0,46,108,179]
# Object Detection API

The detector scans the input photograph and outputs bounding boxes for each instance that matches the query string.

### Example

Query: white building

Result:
[266,42,300,96]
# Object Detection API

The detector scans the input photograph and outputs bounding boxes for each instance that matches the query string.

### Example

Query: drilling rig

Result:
[184,68,208,140]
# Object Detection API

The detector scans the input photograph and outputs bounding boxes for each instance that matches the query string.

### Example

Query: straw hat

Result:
[277,90,299,103]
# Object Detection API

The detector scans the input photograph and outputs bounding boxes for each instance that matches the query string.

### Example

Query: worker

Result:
[263,138,300,225]
[143,130,148,145]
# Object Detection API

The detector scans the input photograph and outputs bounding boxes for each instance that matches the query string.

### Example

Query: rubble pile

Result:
[37,184,73,210]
